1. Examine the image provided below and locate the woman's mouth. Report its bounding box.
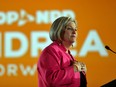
[71,35,76,37]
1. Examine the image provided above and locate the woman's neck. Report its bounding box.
[62,41,73,51]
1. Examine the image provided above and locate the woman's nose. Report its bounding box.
[72,29,76,34]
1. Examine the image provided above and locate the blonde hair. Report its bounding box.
[49,16,77,42]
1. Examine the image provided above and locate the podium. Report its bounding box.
[101,79,116,87]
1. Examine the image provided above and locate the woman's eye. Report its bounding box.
[67,28,77,31]
[67,28,72,30]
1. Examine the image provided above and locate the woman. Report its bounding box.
[37,16,87,87]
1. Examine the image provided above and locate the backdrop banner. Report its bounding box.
[0,0,116,87]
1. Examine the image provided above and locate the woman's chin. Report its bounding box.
[71,38,76,42]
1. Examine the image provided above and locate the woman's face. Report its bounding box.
[63,22,77,44]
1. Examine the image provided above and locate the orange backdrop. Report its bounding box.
[0,0,116,87]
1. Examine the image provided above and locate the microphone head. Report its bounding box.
[105,45,110,50]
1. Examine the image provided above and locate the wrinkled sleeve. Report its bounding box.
[38,47,80,86]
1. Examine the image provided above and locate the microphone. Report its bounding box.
[105,45,116,54]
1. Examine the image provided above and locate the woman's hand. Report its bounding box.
[73,61,87,73]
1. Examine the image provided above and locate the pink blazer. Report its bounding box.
[37,41,81,87]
